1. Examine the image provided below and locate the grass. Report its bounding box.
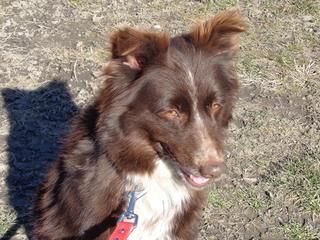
[289,0,320,15]
[283,221,318,240]
[0,15,4,26]
[264,42,303,69]
[236,187,265,213]
[0,208,16,237]
[206,0,319,238]
[268,155,320,214]
[67,0,91,8]
[199,0,239,12]
[261,0,320,16]
[208,188,231,209]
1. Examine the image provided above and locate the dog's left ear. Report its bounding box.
[187,10,246,55]
[110,28,169,70]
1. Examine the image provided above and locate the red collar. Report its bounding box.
[109,191,145,240]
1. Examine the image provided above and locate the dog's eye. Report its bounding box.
[162,109,180,120]
[210,102,222,114]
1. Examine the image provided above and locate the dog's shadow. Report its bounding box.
[1,80,79,240]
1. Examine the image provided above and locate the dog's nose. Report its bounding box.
[199,161,226,178]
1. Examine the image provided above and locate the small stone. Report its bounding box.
[243,177,259,185]
[302,15,313,22]
[153,24,161,29]
[92,15,103,23]
[76,41,83,49]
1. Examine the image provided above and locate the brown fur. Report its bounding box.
[189,10,246,53]
[33,10,246,240]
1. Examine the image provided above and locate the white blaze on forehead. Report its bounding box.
[181,61,223,164]
[180,60,197,100]
[193,111,221,165]
[186,68,197,100]
[187,69,194,87]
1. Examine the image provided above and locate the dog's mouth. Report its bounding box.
[181,169,211,187]
[159,142,212,188]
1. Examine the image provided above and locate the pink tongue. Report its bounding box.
[189,174,210,185]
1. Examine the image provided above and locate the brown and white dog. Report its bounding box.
[32,10,246,240]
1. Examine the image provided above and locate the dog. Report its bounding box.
[32,10,246,240]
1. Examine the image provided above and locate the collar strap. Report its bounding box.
[109,191,146,240]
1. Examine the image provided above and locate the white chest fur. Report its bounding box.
[125,159,190,240]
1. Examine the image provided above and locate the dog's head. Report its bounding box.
[99,10,246,189]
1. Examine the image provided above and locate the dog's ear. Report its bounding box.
[110,28,169,70]
[187,10,246,54]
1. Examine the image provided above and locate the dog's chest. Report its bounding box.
[125,160,190,240]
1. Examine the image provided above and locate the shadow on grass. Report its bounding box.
[1,80,79,240]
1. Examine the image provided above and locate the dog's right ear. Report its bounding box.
[110,28,169,70]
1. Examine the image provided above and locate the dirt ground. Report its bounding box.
[0,0,319,239]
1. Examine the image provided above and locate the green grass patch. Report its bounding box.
[262,0,319,16]
[268,156,320,214]
[236,187,264,213]
[300,30,320,50]
[208,188,231,209]
[263,42,304,69]
[199,0,239,13]
[289,0,320,15]
[238,52,262,76]
[0,15,5,26]
[205,237,217,240]
[67,0,91,8]
[283,221,318,240]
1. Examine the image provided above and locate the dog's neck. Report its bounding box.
[124,158,191,240]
